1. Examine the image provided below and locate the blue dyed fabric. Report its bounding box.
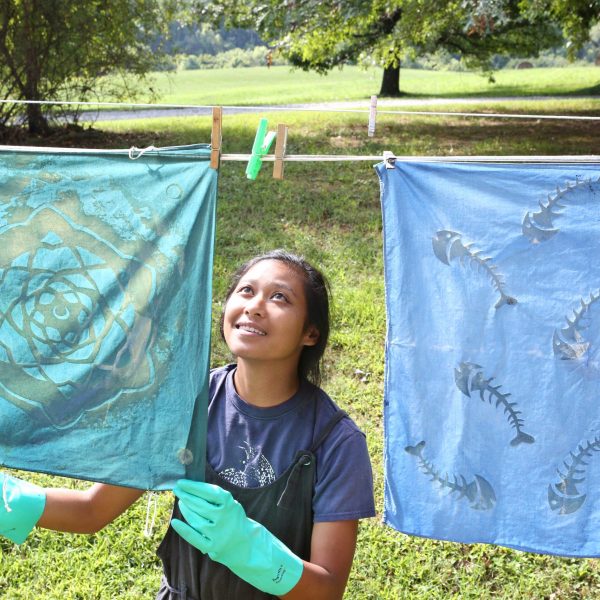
[0,145,217,490]
[377,160,600,556]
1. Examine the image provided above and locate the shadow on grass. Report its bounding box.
[394,87,600,99]
[573,82,600,95]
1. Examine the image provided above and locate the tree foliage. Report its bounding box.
[198,0,563,95]
[0,0,176,134]
[520,0,600,53]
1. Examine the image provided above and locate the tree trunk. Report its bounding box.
[379,63,401,97]
[22,0,50,135]
[26,102,50,135]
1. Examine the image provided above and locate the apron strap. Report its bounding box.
[277,410,348,510]
[310,410,348,453]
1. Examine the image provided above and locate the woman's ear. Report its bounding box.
[303,325,320,347]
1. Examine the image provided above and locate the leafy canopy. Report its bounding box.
[519,0,600,53]
[202,0,561,68]
[197,0,562,94]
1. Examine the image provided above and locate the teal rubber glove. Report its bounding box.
[172,480,303,596]
[0,473,46,544]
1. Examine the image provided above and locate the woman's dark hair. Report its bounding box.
[220,249,330,386]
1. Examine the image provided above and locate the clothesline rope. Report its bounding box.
[0,144,597,163]
[222,154,600,163]
[1,99,599,121]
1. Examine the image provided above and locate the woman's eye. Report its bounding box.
[272,292,289,302]
[238,285,252,294]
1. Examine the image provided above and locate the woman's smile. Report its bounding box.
[234,321,267,336]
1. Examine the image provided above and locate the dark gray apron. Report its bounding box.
[156,410,348,600]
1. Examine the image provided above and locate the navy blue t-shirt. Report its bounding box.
[207,365,375,522]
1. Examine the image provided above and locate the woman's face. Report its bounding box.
[222,259,318,368]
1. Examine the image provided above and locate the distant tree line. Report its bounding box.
[162,23,264,56]
[166,47,286,71]
[154,25,283,71]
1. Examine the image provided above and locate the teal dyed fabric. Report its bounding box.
[378,160,600,556]
[0,145,217,490]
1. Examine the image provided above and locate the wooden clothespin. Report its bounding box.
[210,106,222,170]
[368,95,377,138]
[383,150,397,169]
[272,124,288,180]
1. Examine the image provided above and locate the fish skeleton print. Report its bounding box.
[548,436,600,515]
[553,290,600,370]
[454,362,535,447]
[405,441,496,511]
[432,230,517,309]
[218,442,276,488]
[522,176,600,243]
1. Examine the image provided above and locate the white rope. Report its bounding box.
[1,99,211,109]
[128,145,157,159]
[0,143,597,163]
[0,144,131,154]
[0,144,179,155]
[0,144,597,163]
[1,98,599,121]
[2,473,12,513]
[221,153,600,163]
[376,109,600,121]
[143,491,158,537]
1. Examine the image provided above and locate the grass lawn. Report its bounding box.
[1,101,600,598]
[144,65,600,106]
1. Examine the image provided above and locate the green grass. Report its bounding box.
[2,103,600,598]
[144,65,600,106]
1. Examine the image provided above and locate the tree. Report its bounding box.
[199,0,561,96]
[520,0,600,53]
[0,0,176,134]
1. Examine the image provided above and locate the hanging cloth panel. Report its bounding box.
[0,144,217,491]
[377,160,600,556]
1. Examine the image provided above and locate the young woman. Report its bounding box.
[0,250,375,599]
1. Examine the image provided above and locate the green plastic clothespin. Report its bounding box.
[246,118,277,180]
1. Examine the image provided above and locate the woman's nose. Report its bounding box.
[244,295,264,315]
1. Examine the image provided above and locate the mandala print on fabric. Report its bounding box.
[0,206,156,428]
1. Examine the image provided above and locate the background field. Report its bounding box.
[1,69,600,598]
[132,65,600,106]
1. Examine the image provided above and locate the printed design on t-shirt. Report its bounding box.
[218,441,276,487]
